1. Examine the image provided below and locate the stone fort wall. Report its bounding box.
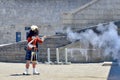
[63,0,120,30]
[0,0,91,44]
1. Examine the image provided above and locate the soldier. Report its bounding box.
[23,25,46,75]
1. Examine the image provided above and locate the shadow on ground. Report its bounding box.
[10,74,31,76]
[107,62,120,80]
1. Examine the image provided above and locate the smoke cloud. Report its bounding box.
[66,22,120,65]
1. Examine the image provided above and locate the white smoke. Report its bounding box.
[66,28,81,42]
[66,22,120,65]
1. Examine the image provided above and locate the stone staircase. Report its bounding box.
[1,20,120,63]
[0,35,71,63]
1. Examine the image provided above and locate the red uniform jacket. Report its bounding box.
[27,36,43,50]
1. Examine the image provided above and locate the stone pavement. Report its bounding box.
[0,62,117,80]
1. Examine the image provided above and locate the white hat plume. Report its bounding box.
[31,25,38,31]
